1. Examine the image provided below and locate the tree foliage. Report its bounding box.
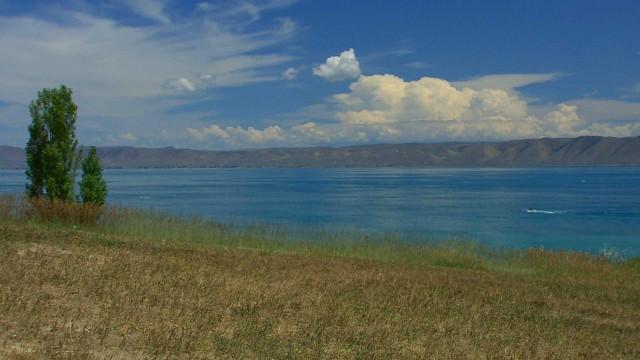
[25,112,47,198]
[80,147,108,205]
[25,85,80,201]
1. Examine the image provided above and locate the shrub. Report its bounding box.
[80,146,108,205]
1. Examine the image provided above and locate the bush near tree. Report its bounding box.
[80,147,108,205]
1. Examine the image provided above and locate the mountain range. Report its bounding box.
[1,136,639,169]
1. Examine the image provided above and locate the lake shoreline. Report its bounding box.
[3,167,639,256]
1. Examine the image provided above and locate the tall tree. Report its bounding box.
[25,85,80,201]
[25,113,47,198]
[79,147,108,205]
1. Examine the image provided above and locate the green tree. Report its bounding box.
[80,147,107,205]
[25,85,80,201]
[25,113,47,198]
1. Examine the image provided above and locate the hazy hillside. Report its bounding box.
[0,145,25,169]
[1,136,640,169]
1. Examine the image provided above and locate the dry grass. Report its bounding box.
[0,195,639,358]
[0,195,106,225]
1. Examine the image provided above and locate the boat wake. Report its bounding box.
[526,209,566,214]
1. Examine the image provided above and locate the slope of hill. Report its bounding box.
[1,209,639,358]
[1,136,639,169]
[0,145,25,169]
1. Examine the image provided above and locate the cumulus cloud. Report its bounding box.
[187,120,386,147]
[579,122,640,137]
[187,124,284,145]
[333,74,529,125]
[184,72,640,148]
[543,104,582,136]
[92,131,140,146]
[565,99,640,122]
[282,67,299,80]
[330,74,630,139]
[313,49,361,81]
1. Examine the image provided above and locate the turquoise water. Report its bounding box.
[1,167,639,256]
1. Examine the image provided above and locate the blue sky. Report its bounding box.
[0,0,639,149]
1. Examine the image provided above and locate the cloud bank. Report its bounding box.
[187,72,640,147]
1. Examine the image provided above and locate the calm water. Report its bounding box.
[1,167,639,256]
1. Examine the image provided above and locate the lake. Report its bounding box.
[1,167,639,256]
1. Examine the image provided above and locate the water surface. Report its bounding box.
[1,167,639,256]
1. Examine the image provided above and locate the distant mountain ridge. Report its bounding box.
[1,136,640,169]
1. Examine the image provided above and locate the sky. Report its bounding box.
[0,0,639,149]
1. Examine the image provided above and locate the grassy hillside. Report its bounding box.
[1,196,639,358]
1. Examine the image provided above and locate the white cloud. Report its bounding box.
[580,122,640,137]
[330,74,631,139]
[453,73,563,91]
[117,0,172,24]
[282,67,299,80]
[0,11,295,102]
[405,61,431,69]
[334,74,529,125]
[567,99,640,122]
[542,104,583,136]
[119,132,138,142]
[164,77,197,92]
[313,49,361,81]
[195,1,299,30]
[92,130,140,146]
[186,125,228,142]
[0,1,297,146]
[183,73,640,148]
[187,124,284,145]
